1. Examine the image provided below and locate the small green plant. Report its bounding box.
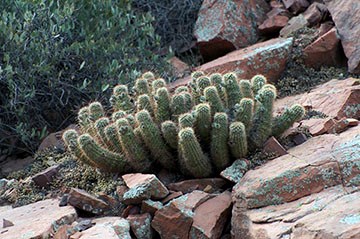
[63,72,305,178]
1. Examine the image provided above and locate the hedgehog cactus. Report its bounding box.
[63,71,305,178]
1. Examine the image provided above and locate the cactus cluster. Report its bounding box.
[63,71,305,178]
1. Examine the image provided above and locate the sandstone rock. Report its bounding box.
[68,188,109,215]
[2,218,14,228]
[127,213,153,239]
[282,0,309,14]
[32,164,60,188]
[151,190,212,238]
[303,2,328,26]
[38,124,78,151]
[122,173,168,205]
[141,199,163,216]
[121,205,141,218]
[324,0,360,73]
[303,28,346,69]
[301,117,336,135]
[169,38,293,89]
[259,15,289,35]
[168,56,190,78]
[247,186,360,238]
[54,224,74,239]
[167,178,227,194]
[194,0,270,60]
[220,159,251,183]
[0,156,34,177]
[0,199,76,239]
[274,78,360,120]
[280,14,308,37]
[77,217,131,239]
[317,21,334,36]
[190,191,232,239]
[233,125,360,209]
[263,136,288,157]
[161,191,183,204]
[266,7,292,19]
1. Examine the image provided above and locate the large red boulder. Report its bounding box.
[194,0,270,60]
[324,0,360,73]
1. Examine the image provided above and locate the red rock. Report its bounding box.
[325,0,360,73]
[232,125,360,209]
[70,232,82,239]
[38,124,78,151]
[194,0,270,60]
[68,188,109,215]
[2,218,14,228]
[303,28,346,69]
[301,117,336,136]
[0,156,34,177]
[151,191,212,239]
[32,165,60,188]
[161,191,183,204]
[274,78,360,120]
[141,199,163,216]
[127,213,153,239]
[317,21,334,36]
[54,224,74,239]
[122,173,169,202]
[328,117,359,134]
[167,178,227,194]
[247,186,360,238]
[78,217,131,239]
[220,159,250,183]
[303,2,328,26]
[270,0,285,9]
[169,38,293,89]
[347,118,359,126]
[263,136,288,157]
[190,191,232,239]
[0,199,76,239]
[266,7,292,19]
[115,185,128,199]
[259,15,289,35]
[168,57,190,78]
[280,14,308,37]
[121,205,141,218]
[282,0,310,14]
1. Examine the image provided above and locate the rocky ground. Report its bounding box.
[1,0,360,238]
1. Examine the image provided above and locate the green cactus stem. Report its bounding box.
[89,102,105,122]
[137,94,154,116]
[234,98,254,132]
[112,110,127,121]
[191,71,205,81]
[194,103,212,145]
[135,110,176,170]
[171,93,192,119]
[94,117,111,146]
[78,106,92,132]
[142,71,155,81]
[197,76,212,94]
[152,78,167,93]
[229,122,248,159]
[154,87,171,123]
[249,88,276,148]
[63,129,97,167]
[126,114,136,128]
[178,127,212,178]
[239,80,253,99]
[178,113,194,129]
[104,123,123,153]
[174,86,189,94]
[110,85,133,112]
[161,121,178,150]
[272,104,305,137]
[251,75,267,95]
[211,113,230,172]
[135,78,150,95]
[210,73,227,107]
[78,133,132,173]
[223,72,242,110]
[204,86,225,115]
[116,118,152,172]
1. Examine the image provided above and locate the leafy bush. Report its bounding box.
[0,0,172,156]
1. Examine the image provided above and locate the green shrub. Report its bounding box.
[0,0,172,155]
[63,71,305,178]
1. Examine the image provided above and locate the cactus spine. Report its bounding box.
[178,127,212,178]
[239,80,253,99]
[234,98,254,132]
[110,85,133,112]
[152,78,166,94]
[229,122,248,159]
[251,75,266,95]
[210,73,227,107]
[135,78,150,95]
[211,113,230,171]
[104,123,123,153]
[137,94,154,116]
[178,113,194,129]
